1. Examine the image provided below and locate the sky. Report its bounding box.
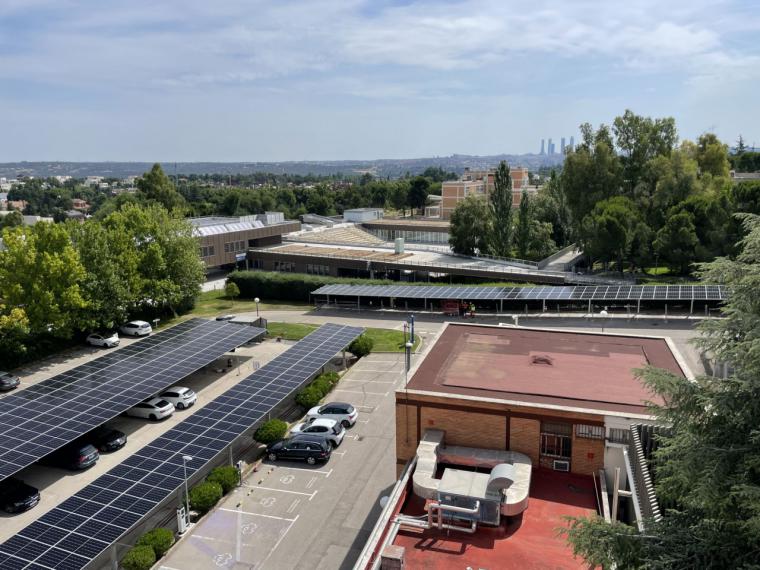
[1,0,759,162]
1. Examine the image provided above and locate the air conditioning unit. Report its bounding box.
[553,460,570,472]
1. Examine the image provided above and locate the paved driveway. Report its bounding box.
[159,352,408,570]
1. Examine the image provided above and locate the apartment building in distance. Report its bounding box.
[441,167,534,219]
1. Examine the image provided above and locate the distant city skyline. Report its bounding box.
[1,1,758,162]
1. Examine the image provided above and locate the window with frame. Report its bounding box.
[607,427,630,445]
[274,261,295,272]
[540,421,572,458]
[576,424,605,440]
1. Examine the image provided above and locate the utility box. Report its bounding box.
[380,545,405,569]
[437,468,501,525]
[394,238,405,254]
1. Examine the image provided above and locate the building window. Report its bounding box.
[608,428,631,445]
[306,263,329,276]
[224,240,246,253]
[540,422,572,459]
[273,261,295,272]
[576,424,605,440]
[199,245,214,258]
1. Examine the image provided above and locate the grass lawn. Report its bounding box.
[191,290,309,318]
[266,322,421,352]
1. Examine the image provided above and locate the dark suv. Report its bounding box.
[266,434,332,465]
[42,441,100,470]
[88,426,127,453]
[0,371,20,392]
[0,478,40,514]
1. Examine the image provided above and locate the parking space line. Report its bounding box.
[286,498,300,513]
[244,485,317,499]
[342,378,398,384]
[270,465,333,477]
[349,368,404,373]
[219,507,296,521]
[332,388,388,396]
[357,418,370,423]
[306,476,318,489]
[259,514,299,569]
[331,450,346,457]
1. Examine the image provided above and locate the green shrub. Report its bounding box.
[121,545,156,570]
[319,371,340,387]
[311,377,332,395]
[253,419,288,444]
[348,334,374,358]
[295,385,323,409]
[207,465,240,494]
[136,527,175,558]
[189,481,223,514]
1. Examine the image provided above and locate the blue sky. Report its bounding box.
[1,0,758,161]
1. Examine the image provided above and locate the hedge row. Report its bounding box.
[295,371,340,409]
[121,528,174,570]
[226,271,397,302]
[254,418,288,444]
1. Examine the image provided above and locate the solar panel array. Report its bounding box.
[312,284,728,302]
[0,323,363,570]
[0,319,265,482]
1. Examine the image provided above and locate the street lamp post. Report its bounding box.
[254,297,260,317]
[404,341,413,444]
[182,455,193,509]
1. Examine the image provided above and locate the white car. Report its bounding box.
[126,398,174,420]
[120,321,153,336]
[290,418,345,447]
[306,402,358,428]
[159,386,197,410]
[86,332,120,348]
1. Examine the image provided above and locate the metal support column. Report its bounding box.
[690,299,694,314]
[637,299,640,314]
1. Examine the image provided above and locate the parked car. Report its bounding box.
[159,386,197,410]
[126,397,174,420]
[306,402,358,428]
[290,418,345,447]
[86,331,120,348]
[0,478,40,514]
[120,320,152,336]
[0,371,21,392]
[42,442,99,470]
[266,434,332,465]
[215,314,236,322]
[88,426,127,452]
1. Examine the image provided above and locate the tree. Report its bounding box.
[224,282,240,305]
[696,133,730,178]
[613,110,677,193]
[533,170,572,248]
[388,182,410,217]
[0,306,30,367]
[488,161,514,257]
[408,176,430,215]
[565,215,760,568]
[0,210,23,230]
[736,134,747,154]
[348,334,373,358]
[0,223,88,337]
[136,163,186,213]
[654,209,699,274]
[449,196,491,256]
[581,197,641,271]
[515,190,532,259]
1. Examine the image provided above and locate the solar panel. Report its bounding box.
[0,319,265,482]
[0,323,363,570]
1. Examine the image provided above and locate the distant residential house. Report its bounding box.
[65,210,87,222]
[85,176,104,186]
[441,167,535,219]
[8,200,28,211]
[71,198,90,211]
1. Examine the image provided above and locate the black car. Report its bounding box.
[88,426,127,453]
[0,371,20,392]
[266,434,332,465]
[42,442,99,470]
[0,478,40,514]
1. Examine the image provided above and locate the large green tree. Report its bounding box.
[515,189,532,259]
[696,133,731,178]
[0,223,88,337]
[136,163,187,213]
[581,197,642,271]
[488,161,514,256]
[449,196,491,256]
[654,209,699,274]
[564,214,760,568]
[408,176,430,215]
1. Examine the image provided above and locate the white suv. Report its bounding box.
[126,398,174,420]
[291,418,345,447]
[306,402,358,428]
[159,387,197,410]
[120,321,152,336]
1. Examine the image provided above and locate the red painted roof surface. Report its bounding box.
[408,324,685,415]
[393,469,598,569]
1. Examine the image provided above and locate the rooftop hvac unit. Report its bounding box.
[553,460,570,472]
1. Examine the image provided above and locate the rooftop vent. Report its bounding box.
[531,354,554,366]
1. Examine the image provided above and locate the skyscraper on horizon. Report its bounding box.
[540,139,545,155]
[569,135,575,150]
[561,137,566,153]
[548,138,554,155]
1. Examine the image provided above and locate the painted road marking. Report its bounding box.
[259,496,276,508]
[342,378,398,384]
[286,498,300,513]
[306,476,317,489]
[258,515,300,569]
[332,388,388,396]
[244,485,317,499]
[272,465,333,477]
[279,474,295,485]
[219,507,296,522]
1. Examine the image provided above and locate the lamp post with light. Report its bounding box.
[182,455,193,509]
[254,297,260,317]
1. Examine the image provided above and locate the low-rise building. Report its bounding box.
[441,167,536,219]
[343,208,384,223]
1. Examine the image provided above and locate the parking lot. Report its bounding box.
[159,352,409,570]
[0,335,289,542]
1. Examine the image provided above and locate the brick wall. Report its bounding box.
[509,417,540,465]
[571,432,605,476]
[396,403,419,464]
[420,407,506,450]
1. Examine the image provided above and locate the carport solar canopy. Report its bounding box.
[311,284,728,302]
[0,323,362,570]
[0,318,265,482]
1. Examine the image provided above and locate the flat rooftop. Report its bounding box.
[392,469,597,570]
[407,324,685,415]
